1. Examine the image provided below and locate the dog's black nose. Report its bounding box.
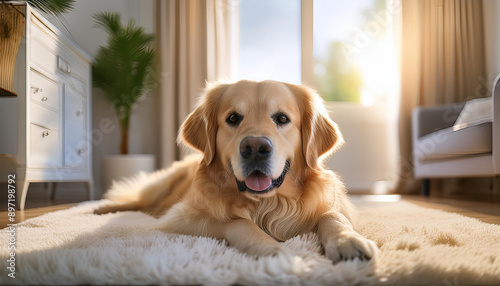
[240,137,273,161]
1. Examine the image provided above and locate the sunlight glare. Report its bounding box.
[362,195,402,202]
[360,87,375,106]
[356,35,398,103]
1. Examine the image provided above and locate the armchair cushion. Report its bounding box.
[415,122,492,161]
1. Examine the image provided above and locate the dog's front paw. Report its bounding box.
[323,231,378,263]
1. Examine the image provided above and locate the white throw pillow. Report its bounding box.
[453,97,493,130]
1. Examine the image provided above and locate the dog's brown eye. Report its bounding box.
[278,115,288,123]
[226,113,242,126]
[273,113,290,126]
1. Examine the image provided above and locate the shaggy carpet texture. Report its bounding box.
[1,198,499,285]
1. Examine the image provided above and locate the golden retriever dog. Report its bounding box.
[95,80,377,262]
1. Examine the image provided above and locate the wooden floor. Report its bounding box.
[0,182,88,228]
[1,184,500,228]
[401,195,500,225]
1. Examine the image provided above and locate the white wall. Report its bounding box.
[325,102,397,192]
[48,0,158,197]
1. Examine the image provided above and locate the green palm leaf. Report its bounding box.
[26,0,75,16]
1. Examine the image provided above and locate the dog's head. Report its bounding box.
[179,80,343,198]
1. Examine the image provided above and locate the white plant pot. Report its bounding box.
[102,154,155,192]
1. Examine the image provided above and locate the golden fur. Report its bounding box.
[95,80,377,261]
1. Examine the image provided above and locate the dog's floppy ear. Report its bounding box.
[178,83,228,165]
[286,83,344,169]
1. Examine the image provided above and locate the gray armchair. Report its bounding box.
[412,75,500,195]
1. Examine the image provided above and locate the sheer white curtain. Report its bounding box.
[155,0,239,167]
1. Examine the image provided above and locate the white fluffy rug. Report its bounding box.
[1,198,500,285]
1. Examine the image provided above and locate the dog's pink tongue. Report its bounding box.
[245,173,272,191]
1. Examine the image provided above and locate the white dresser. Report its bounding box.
[0,4,93,210]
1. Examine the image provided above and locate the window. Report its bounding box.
[239,0,301,83]
[239,0,398,105]
[313,0,397,104]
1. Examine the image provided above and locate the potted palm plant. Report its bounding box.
[0,0,74,96]
[92,12,155,191]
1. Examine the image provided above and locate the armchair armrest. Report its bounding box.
[493,74,500,173]
[412,103,465,141]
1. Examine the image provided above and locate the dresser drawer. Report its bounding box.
[31,18,90,92]
[65,120,88,168]
[30,102,59,130]
[30,70,61,110]
[30,23,58,75]
[65,90,85,124]
[29,124,62,168]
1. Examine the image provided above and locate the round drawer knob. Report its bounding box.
[78,148,85,155]
[42,131,50,137]
[41,97,48,102]
[76,110,81,116]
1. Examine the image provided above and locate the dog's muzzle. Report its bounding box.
[235,136,289,194]
[235,161,290,194]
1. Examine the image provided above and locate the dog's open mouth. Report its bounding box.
[236,161,290,194]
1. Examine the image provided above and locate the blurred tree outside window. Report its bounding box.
[314,0,396,104]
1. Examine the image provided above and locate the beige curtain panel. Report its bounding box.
[155,0,239,168]
[395,0,487,193]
